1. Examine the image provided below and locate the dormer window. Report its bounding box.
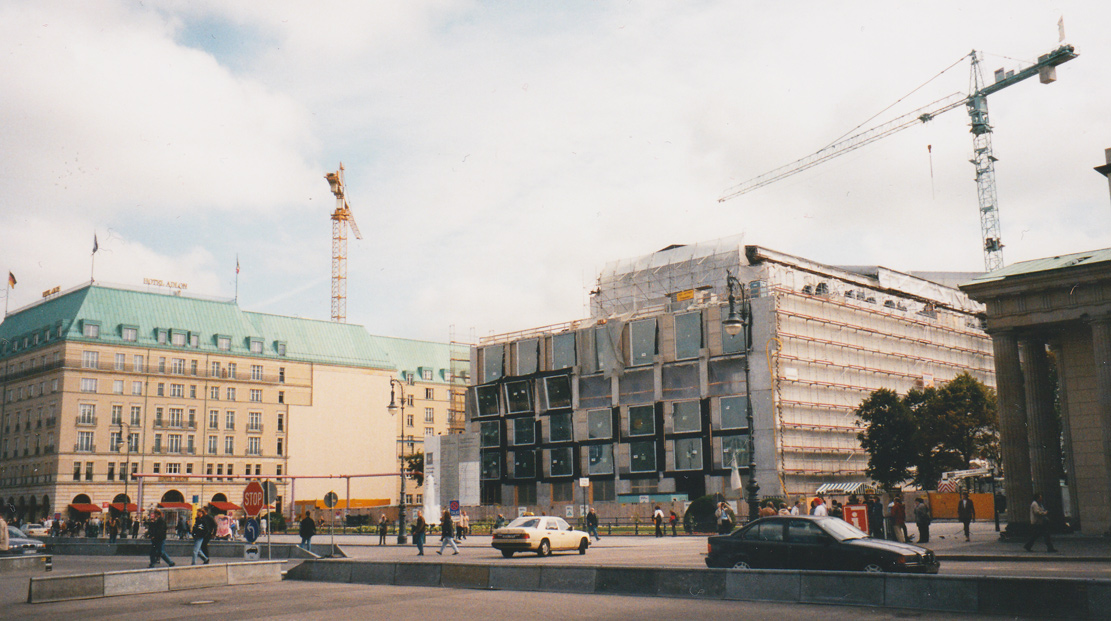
[216,335,231,351]
[83,322,100,339]
[249,339,263,355]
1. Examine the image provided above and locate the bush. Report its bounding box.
[684,495,722,533]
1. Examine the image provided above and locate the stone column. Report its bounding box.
[1020,336,1063,525]
[991,330,1033,528]
[1049,340,1081,531]
[1090,317,1111,534]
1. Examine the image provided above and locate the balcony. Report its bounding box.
[246,424,264,434]
[45,418,56,428]
[74,443,96,453]
[75,416,97,427]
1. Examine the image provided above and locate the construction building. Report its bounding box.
[0,281,460,525]
[466,237,993,515]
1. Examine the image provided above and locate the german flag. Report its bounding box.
[7,272,14,288]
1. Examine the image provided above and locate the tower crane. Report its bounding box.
[719,42,1077,273]
[325,163,363,323]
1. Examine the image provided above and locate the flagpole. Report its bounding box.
[235,254,239,303]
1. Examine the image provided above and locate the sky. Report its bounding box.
[1,1,1109,343]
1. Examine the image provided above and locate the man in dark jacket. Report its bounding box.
[437,509,459,555]
[957,492,976,542]
[299,512,316,551]
[866,496,885,539]
[147,510,175,568]
[200,510,217,560]
[191,508,211,565]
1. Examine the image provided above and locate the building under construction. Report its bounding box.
[467,236,993,511]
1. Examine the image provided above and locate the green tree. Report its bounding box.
[855,388,917,490]
[403,451,424,486]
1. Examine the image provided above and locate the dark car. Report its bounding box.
[704,515,939,574]
[5,526,46,555]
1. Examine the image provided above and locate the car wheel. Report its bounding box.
[501,550,514,558]
[863,562,885,573]
[578,538,588,555]
[537,539,551,557]
[731,559,753,570]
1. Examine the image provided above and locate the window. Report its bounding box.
[552,332,576,370]
[475,385,500,417]
[191,360,198,375]
[169,407,183,427]
[480,421,500,447]
[675,437,702,470]
[224,436,234,454]
[515,338,539,375]
[549,447,574,477]
[210,386,220,400]
[114,353,125,370]
[723,435,748,468]
[78,403,96,424]
[209,410,219,429]
[720,396,748,430]
[422,368,433,381]
[277,414,284,432]
[512,418,535,446]
[481,452,501,479]
[167,462,180,474]
[630,441,656,472]
[248,437,261,455]
[250,339,263,354]
[250,389,262,402]
[153,462,161,474]
[406,414,414,427]
[226,387,236,401]
[628,405,655,436]
[217,336,231,351]
[113,380,124,394]
[80,378,97,393]
[674,311,702,360]
[153,434,162,452]
[77,431,94,452]
[190,385,197,399]
[225,411,235,430]
[107,463,116,480]
[83,323,100,338]
[110,431,122,452]
[172,332,186,346]
[278,391,285,404]
[158,357,166,373]
[211,361,221,377]
[672,400,701,433]
[277,342,287,356]
[251,365,263,381]
[122,327,137,342]
[227,363,237,379]
[157,330,168,344]
[629,318,656,365]
[425,427,435,436]
[157,383,165,396]
[130,406,141,425]
[588,409,612,439]
[168,434,181,453]
[187,435,195,454]
[424,407,434,423]
[482,344,504,382]
[133,355,144,373]
[85,461,94,480]
[248,411,261,431]
[548,412,573,442]
[513,450,536,478]
[207,436,217,455]
[276,438,283,455]
[425,388,434,400]
[170,384,184,398]
[73,462,81,480]
[111,404,122,425]
[587,444,613,475]
[190,334,199,348]
[128,433,139,452]
[278,367,285,383]
[171,358,185,374]
[544,375,572,410]
[722,313,747,354]
[132,381,143,396]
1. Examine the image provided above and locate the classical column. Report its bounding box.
[991,330,1033,529]
[1090,317,1111,534]
[1020,336,1063,525]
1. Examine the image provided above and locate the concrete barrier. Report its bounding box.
[44,540,336,559]
[286,559,1111,617]
[28,561,283,604]
[0,554,51,574]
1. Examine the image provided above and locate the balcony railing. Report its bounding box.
[74,443,96,452]
[247,423,264,433]
[75,416,97,426]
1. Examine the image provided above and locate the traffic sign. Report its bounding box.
[244,518,259,543]
[244,544,260,561]
[243,481,266,517]
[324,491,339,509]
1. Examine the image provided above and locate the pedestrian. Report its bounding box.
[715,502,733,534]
[830,500,844,520]
[200,510,216,560]
[437,509,459,555]
[458,510,470,541]
[131,517,140,539]
[759,501,777,517]
[191,508,211,565]
[892,496,907,543]
[1024,493,1057,553]
[377,514,388,545]
[494,513,506,530]
[653,506,664,538]
[777,502,790,516]
[299,511,316,551]
[586,507,600,541]
[107,515,119,544]
[229,516,238,540]
[957,491,976,542]
[50,519,60,538]
[914,497,932,543]
[413,510,427,555]
[866,495,885,539]
[176,516,189,540]
[0,513,8,553]
[791,499,804,516]
[147,509,175,568]
[669,510,678,537]
[811,497,828,516]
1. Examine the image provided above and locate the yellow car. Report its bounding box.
[491,516,590,558]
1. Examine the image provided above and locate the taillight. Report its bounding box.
[895,555,907,565]
[707,542,712,555]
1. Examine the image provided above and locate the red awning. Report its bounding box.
[108,503,138,512]
[68,503,103,513]
[208,501,241,512]
[157,502,193,510]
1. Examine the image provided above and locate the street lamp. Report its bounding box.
[113,424,134,536]
[387,378,409,544]
[724,270,760,522]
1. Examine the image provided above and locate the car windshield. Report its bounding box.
[818,518,869,541]
[507,517,542,529]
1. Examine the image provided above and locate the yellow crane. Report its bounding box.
[325,163,363,323]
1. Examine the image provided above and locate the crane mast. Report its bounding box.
[720,42,1077,273]
[325,163,363,323]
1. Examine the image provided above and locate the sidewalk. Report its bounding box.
[910,520,1111,562]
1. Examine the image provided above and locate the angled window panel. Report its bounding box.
[504,380,532,414]
[674,437,702,470]
[587,444,613,475]
[544,375,572,410]
[674,311,702,360]
[551,332,576,370]
[627,405,655,437]
[587,409,612,440]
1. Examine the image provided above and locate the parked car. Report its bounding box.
[491,516,590,558]
[704,515,939,574]
[5,526,47,555]
[20,523,49,537]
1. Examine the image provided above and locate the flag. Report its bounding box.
[7,272,15,288]
[92,234,99,254]
[730,460,742,491]
[236,255,240,274]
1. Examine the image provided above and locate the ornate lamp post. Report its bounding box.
[722,270,760,522]
[387,378,408,544]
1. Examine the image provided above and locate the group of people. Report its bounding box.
[651,506,680,537]
[143,508,218,567]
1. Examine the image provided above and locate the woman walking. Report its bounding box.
[437,509,459,555]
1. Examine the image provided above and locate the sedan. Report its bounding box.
[491,516,591,558]
[705,515,939,574]
[20,523,49,537]
[5,526,47,555]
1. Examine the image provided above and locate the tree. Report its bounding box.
[403,451,424,486]
[855,388,917,491]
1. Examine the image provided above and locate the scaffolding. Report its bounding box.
[448,325,474,434]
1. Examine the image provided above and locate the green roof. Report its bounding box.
[368,335,459,383]
[966,248,1111,286]
[0,283,407,369]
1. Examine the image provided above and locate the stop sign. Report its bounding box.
[242,481,266,517]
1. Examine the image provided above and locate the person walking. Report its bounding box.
[586,507,600,541]
[892,496,907,542]
[458,511,470,541]
[147,509,175,568]
[298,511,316,551]
[494,514,506,530]
[413,510,427,555]
[669,510,679,537]
[653,506,664,538]
[1024,493,1057,553]
[759,501,777,518]
[913,497,932,544]
[107,515,119,544]
[191,508,211,565]
[791,499,804,516]
[957,491,976,542]
[811,498,828,516]
[437,509,459,555]
[377,514,388,545]
[200,510,216,561]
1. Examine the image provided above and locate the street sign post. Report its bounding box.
[324,491,339,557]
